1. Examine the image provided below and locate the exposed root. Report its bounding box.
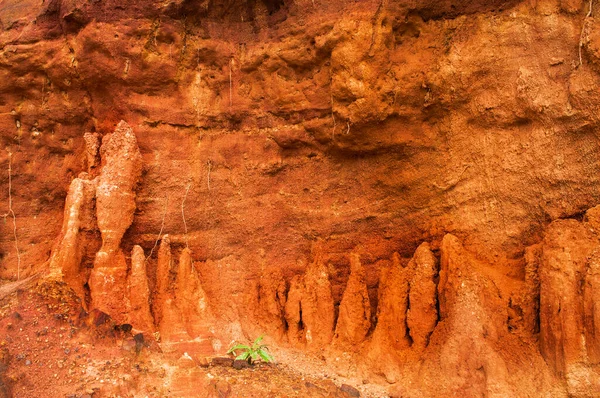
[330,77,336,139]
[207,160,212,191]
[0,274,39,300]
[229,58,234,107]
[147,195,169,261]
[182,183,191,248]
[578,0,594,68]
[1,153,21,281]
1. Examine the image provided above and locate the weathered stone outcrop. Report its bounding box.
[284,275,305,346]
[154,235,173,328]
[88,249,131,324]
[284,245,335,348]
[407,242,438,351]
[584,250,600,365]
[583,206,600,367]
[368,243,438,382]
[537,215,600,394]
[251,267,287,341]
[88,121,142,323]
[94,121,142,251]
[47,122,215,342]
[366,252,411,383]
[370,242,437,360]
[334,252,371,346]
[431,234,515,396]
[175,247,212,337]
[153,235,188,343]
[299,247,336,347]
[370,253,410,353]
[128,245,154,333]
[396,234,562,398]
[48,176,97,303]
[539,219,595,374]
[522,244,542,338]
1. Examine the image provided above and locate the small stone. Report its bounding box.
[232,359,251,370]
[25,360,31,366]
[133,333,145,352]
[211,357,234,367]
[197,357,210,368]
[321,380,338,393]
[64,348,71,355]
[121,338,136,352]
[340,384,360,397]
[209,380,231,396]
[305,381,325,394]
[177,353,196,369]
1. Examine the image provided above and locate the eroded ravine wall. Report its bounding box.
[3,0,600,395]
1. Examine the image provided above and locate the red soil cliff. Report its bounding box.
[2,0,600,396]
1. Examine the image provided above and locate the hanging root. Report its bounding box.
[579,0,594,67]
[147,195,169,261]
[229,58,233,108]
[330,77,336,139]
[181,183,191,248]
[207,160,212,191]
[2,153,21,280]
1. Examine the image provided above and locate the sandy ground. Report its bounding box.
[0,278,390,398]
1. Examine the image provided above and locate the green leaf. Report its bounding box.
[227,344,250,354]
[258,349,274,363]
[228,336,273,365]
[252,335,264,349]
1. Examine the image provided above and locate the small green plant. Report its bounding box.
[227,335,274,365]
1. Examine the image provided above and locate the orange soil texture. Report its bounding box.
[2,0,600,396]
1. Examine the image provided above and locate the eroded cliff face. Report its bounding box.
[2,0,600,396]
